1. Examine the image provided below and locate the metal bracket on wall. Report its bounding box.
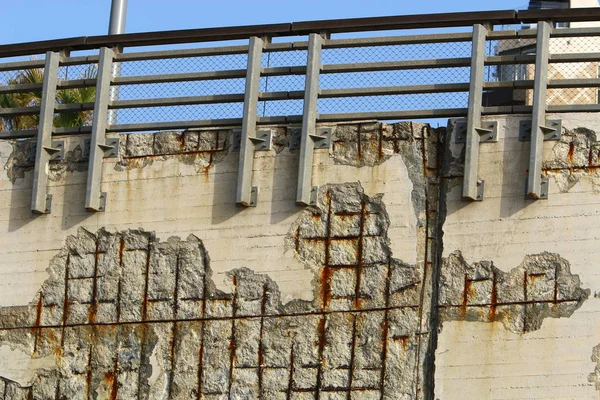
[519,119,562,142]
[85,47,116,212]
[236,37,266,207]
[289,128,302,151]
[311,127,332,149]
[290,127,332,151]
[297,33,325,206]
[83,138,120,159]
[31,140,65,162]
[31,52,60,214]
[231,129,272,152]
[454,121,498,143]
[291,126,332,152]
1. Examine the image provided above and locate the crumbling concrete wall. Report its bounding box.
[2,114,600,399]
[0,121,443,399]
[436,114,600,399]
[0,183,424,399]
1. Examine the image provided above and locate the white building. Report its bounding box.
[494,0,600,106]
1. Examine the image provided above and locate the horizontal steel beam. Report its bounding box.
[87,23,292,49]
[322,32,473,49]
[550,53,600,63]
[107,119,245,132]
[518,7,600,23]
[56,102,95,112]
[550,27,600,38]
[547,78,600,89]
[116,45,250,62]
[0,129,39,139]
[0,106,40,117]
[112,94,245,108]
[0,126,92,140]
[0,83,43,94]
[322,58,472,73]
[548,104,600,113]
[320,83,471,97]
[0,37,87,59]
[57,79,98,90]
[61,55,100,66]
[2,8,600,59]
[0,102,96,117]
[486,55,536,65]
[0,59,46,72]
[292,10,518,34]
[317,108,469,122]
[113,70,247,85]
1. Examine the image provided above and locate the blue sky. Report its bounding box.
[1,0,529,45]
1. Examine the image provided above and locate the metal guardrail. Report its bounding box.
[1,8,600,212]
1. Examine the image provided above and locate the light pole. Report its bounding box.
[109,0,127,35]
[108,0,127,125]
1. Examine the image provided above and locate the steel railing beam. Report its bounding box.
[297,33,325,206]
[85,47,118,211]
[527,21,552,200]
[31,52,61,214]
[463,24,496,201]
[236,37,266,207]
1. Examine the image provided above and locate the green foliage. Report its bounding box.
[0,63,97,132]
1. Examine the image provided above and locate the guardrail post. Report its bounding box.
[236,36,267,206]
[462,24,497,201]
[85,47,119,211]
[297,33,327,206]
[31,52,61,214]
[527,20,552,200]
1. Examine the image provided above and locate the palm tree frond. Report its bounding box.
[0,61,97,131]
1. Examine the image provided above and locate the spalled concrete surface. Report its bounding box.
[439,251,588,333]
[436,114,600,399]
[0,185,426,399]
[2,115,600,399]
[0,122,422,307]
[0,121,442,399]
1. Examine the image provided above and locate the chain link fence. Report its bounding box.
[0,62,45,132]
[111,51,249,124]
[484,37,536,106]
[4,25,600,134]
[547,35,600,106]
[259,49,306,117]
[318,41,473,114]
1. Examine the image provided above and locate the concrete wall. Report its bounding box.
[0,121,441,399]
[1,114,599,399]
[436,113,600,399]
